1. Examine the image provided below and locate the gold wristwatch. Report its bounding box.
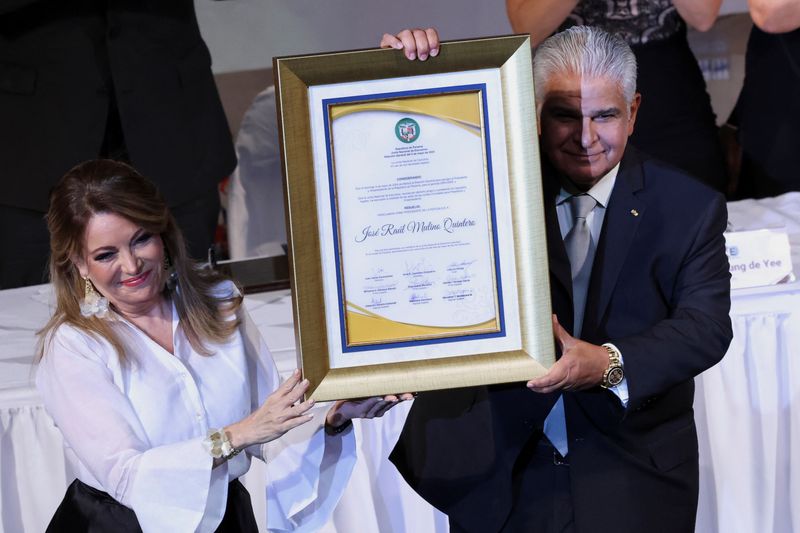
[601,343,624,388]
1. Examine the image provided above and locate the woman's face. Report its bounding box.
[74,212,166,314]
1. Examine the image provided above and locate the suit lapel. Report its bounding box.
[582,149,646,337]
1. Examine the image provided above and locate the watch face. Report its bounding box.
[607,367,624,386]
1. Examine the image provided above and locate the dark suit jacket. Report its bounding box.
[391,147,733,533]
[0,0,235,211]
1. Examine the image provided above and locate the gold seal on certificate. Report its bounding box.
[275,35,554,400]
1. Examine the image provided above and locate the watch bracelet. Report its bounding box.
[601,343,623,388]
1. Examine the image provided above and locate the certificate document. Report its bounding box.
[331,90,500,345]
[309,71,521,368]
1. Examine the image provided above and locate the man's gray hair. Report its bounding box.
[533,26,637,105]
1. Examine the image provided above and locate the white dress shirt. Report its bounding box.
[36,281,355,532]
[555,165,629,406]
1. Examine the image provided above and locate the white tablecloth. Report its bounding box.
[2,193,799,533]
[695,192,800,533]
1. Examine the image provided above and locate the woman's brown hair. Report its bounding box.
[37,159,241,360]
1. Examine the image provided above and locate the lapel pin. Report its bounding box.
[630,209,639,217]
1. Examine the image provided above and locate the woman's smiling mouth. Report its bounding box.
[121,270,151,287]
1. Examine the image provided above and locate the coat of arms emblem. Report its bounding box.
[395,118,420,143]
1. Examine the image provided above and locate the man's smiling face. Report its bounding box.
[539,72,640,191]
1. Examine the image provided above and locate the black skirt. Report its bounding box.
[46,478,259,532]
[629,28,727,193]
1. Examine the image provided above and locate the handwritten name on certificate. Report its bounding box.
[328,91,502,347]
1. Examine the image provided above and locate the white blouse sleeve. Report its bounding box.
[238,306,357,532]
[35,326,219,533]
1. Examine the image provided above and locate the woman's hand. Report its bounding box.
[225,370,315,450]
[380,28,440,61]
[325,393,415,432]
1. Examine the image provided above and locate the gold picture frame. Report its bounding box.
[274,35,553,401]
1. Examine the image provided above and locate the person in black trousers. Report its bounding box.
[506,0,729,193]
[726,0,800,198]
[0,0,236,288]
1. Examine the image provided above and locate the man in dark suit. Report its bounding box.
[385,26,732,532]
[0,0,235,288]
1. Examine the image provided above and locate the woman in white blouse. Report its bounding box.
[36,159,408,532]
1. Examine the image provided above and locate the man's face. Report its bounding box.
[539,72,640,191]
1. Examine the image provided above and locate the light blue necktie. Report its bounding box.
[544,194,597,456]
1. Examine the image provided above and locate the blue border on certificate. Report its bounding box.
[322,84,506,353]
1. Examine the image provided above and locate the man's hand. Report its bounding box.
[527,315,608,393]
[380,28,440,61]
[325,393,415,431]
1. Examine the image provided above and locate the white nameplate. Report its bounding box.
[724,229,794,290]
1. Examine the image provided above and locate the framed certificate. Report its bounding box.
[274,35,554,400]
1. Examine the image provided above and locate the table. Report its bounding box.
[2,193,799,533]
[694,192,800,533]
